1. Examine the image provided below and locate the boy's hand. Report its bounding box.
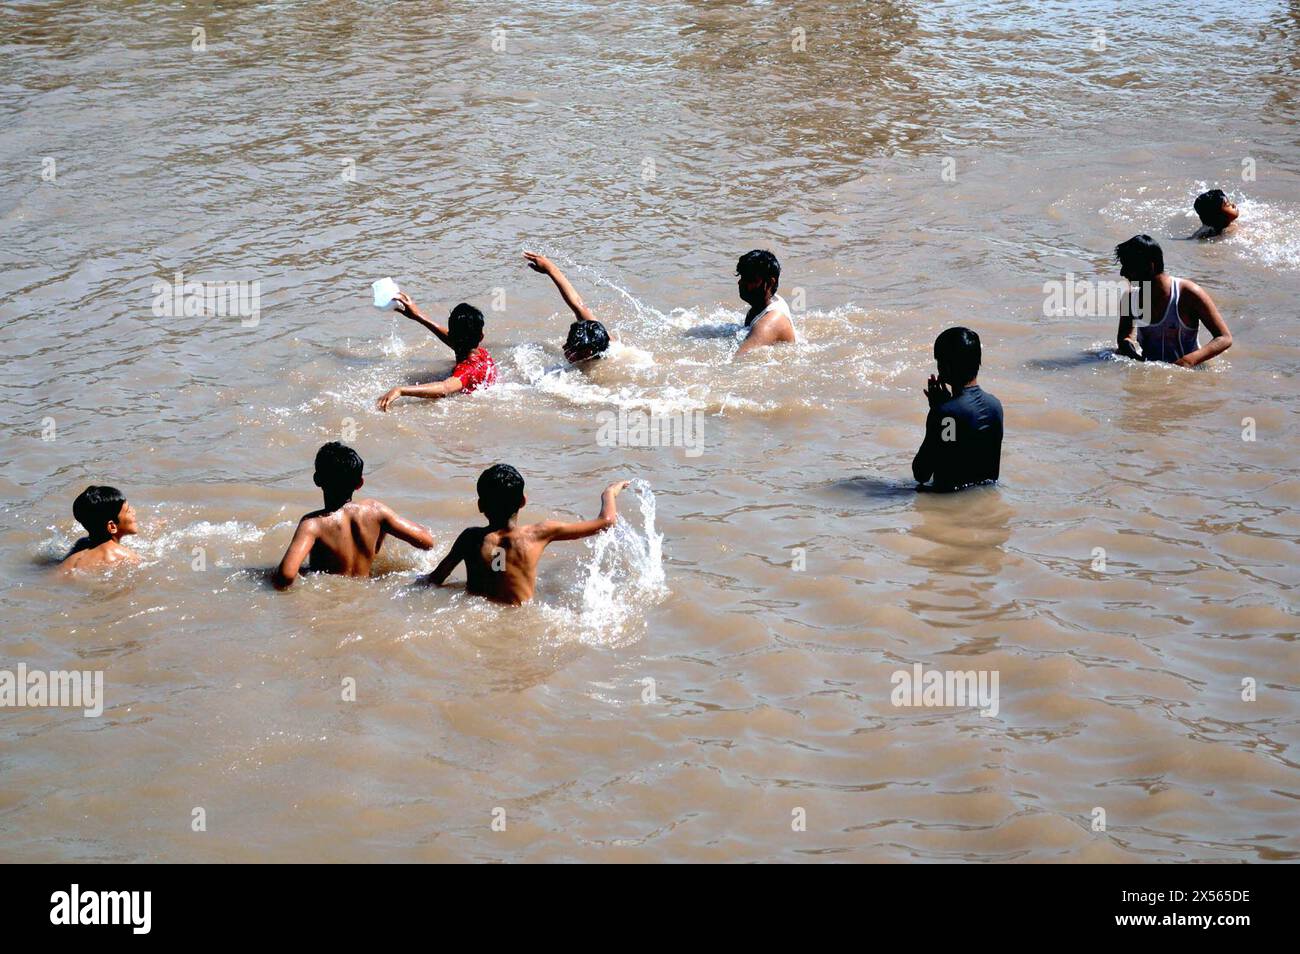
[377,387,403,412]
[925,375,952,408]
[604,480,630,496]
[523,251,553,273]
[392,291,423,320]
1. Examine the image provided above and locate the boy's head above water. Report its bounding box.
[564,318,610,363]
[1115,233,1165,282]
[736,249,780,308]
[314,441,364,501]
[477,463,526,526]
[73,484,137,543]
[448,303,485,357]
[934,326,981,387]
[1194,188,1239,232]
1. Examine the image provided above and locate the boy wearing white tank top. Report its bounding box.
[734,249,797,357]
[1114,234,1232,367]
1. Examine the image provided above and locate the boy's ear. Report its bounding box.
[105,519,118,536]
[520,494,527,511]
[313,471,323,488]
[356,476,365,490]
[477,497,486,516]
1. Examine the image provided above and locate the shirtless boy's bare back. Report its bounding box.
[274,443,433,589]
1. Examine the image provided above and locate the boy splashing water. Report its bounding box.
[378,294,497,410]
[274,442,434,588]
[523,252,612,364]
[60,485,141,572]
[427,464,628,605]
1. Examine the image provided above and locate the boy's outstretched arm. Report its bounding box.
[523,252,597,324]
[274,518,318,589]
[378,377,464,411]
[428,529,470,586]
[380,505,435,550]
[392,292,456,351]
[537,480,628,543]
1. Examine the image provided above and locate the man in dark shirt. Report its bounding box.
[912,327,1003,491]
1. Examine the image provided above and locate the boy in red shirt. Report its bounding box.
[377,292,498,410]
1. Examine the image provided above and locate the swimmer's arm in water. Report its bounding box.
[377,376,464,411]
[523,252,597,324]
[1173,281,1232,367]
[428,528,472,586]
[534,480,628,545]
[273,517,319,589]
[1115,294,1142,360]
[391,292,456,352]
[379,504,435,551]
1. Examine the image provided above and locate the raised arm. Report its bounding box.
[392,292,456,351]
[427,529,470,586]
[380,505,435,550]
[537,480,628,544]
[524,252,596,324]
[273,518,318,590]
[1177,282,1232,367]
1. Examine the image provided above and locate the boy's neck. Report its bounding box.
[486,513,518,532]
[321,492,354,512]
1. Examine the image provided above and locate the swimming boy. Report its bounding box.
[273,442,434,588]
[523,252,612,363]
[1114,234,1232,365]
[60,485,141,571]
[734,249,796,356]
[427,463,628,605]
[377,293,497,410]
[1190,188,1239,239]
[912,327,1003,492]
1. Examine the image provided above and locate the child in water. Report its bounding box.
[378,293,497,410]
[1190,188,1240,239]
[912,327,1003,492]
[274,442,434,588]
[60,485,141,572]
[1114,234,1232,365]
[523,252,612,363]
[427,464,628,604]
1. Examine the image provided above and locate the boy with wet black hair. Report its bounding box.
[912,327,1003,491]
[378,294,498,410]
[522,252,611,363]
[60,485,141,571]
[734,249,796,356]
[1113,234,1232,365]
[427,463,628,605]
[1191,188,1239,239]
[274,441,434,588]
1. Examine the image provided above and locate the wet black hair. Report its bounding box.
[448,303,485,356]
[314,441,364,494]
[477,463,525,523]
[1114,234,1164,276]
[736,249,780,287]
[1193,188,1230,227]
[72,485,125,542]
[934,326,981,385]
[565,319,610,359]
